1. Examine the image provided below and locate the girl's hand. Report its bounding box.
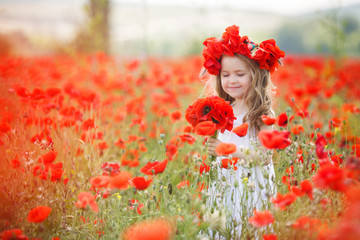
[206,137,222,157]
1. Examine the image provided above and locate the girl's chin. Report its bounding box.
[226,92,244,99]
[226,89,243,95]
[230,94,245,99]
[227,87,241,91]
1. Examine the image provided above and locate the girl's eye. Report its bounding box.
[221,74,229,77]
[237,74,245,77]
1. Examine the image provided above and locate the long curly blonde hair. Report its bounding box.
[213,54,276,133]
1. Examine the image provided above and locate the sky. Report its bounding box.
[2,0,360,15]
[114,0,360,15]
[0,0,359,47]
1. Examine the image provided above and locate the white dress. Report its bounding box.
[207,112,276,238]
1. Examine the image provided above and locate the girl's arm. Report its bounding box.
[233,123,274,165]
[207,124,274,166]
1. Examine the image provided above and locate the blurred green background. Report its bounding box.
[0,0,360,57]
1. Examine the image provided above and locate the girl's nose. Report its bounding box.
[229,75,238,83]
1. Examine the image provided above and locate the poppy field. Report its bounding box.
[0,53,360,240]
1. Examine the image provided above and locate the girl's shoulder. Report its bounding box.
[253,108,276,136]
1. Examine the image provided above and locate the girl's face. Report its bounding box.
[220,55,252,101]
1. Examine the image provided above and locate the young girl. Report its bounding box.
[202,25,285,239]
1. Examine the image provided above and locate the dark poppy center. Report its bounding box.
[212,117,219,124]
[203,106,211,115]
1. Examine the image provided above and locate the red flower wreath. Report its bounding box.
[202,25,285,75]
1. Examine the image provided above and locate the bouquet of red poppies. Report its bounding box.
[185,96,236,136]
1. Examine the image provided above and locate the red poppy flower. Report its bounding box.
[170,110,182,121]
[312,164,347,192]
[215,143,237,155]
[253,39,285,73]
[277,112,288,127]
[115,137,126,149]
[90,175,111,189]
[0,122,11,135]
[313,122,323,130]
[11,157,21,169]
[261,115,276,125]
[130,177,153,190]
[122,149,140,167]
[38,151,57,164]
[30,88,46,100]
[166,143,178,161]
[194,121,216,136]
[122,158,140,168]
[140,159,168,175]
[183,125,193,133]
[129,199,144,215]
[263,234,277,240]
[286,166,294,174]
[201,25,284,75]
[292,216,321,230]
[296,109,309,118]
[46,87,61,98]
[271,192,297,210]
[330,155,343,167]
[179,134,196,145]
[81,118,95,130]
[291,125,304,135]
[202,38,224,75]
[97,141,108,150]
[282,175,290,189]
[203,37,224,59]
[300,180,313,200]
[316,134,329,164]
[185,96,235,133]
[122,218,175,240]
[258,130,291,149]
[126,59,140,71]
[232,123,248,137]
[0,229,28,240]
[289,115,295,123]
[329,117,342,129]
[14,86,30,97]
[221,25,242,53]
[291,186,304,197]
[128,135,138,142]
[221,158,239,170]
[109,171,132,190]
[27,206,52,223]
[50,163,63,182]
[248,209,274,227]
[251,48,269,70]
[203,58,221,75]
[63,178,69,185]
[101,162,121,176]
[75,192,98,213]
[199,160,210,175]
[177,180,190,189]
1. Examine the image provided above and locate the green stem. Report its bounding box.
[208,130,219,182]
[209,130,219,162]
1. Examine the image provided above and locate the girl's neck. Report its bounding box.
[232,99,249,116]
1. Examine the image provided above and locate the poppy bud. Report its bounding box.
[168,183,173,195]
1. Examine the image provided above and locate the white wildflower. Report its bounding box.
[247,181,255,191]
[203,208,226,232]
